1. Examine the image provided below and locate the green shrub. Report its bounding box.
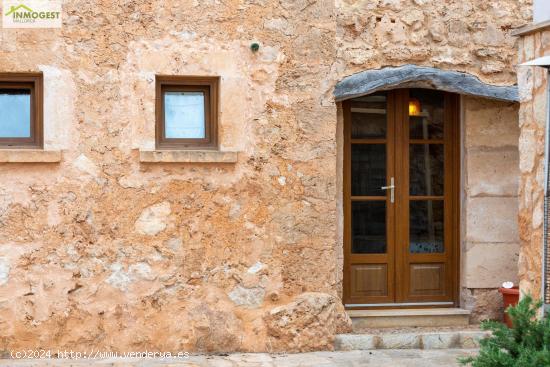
[460,295,550,366]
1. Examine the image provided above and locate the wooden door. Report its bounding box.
[343,88,459,307]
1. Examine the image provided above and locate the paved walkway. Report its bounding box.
[0,350,476,366]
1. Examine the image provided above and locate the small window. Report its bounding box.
[0,73,43,149]
[156,76,219,150]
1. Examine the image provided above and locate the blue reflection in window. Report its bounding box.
[0,90,31,138]
[164,91,205,139]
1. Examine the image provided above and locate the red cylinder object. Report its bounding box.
[499,287,519,328]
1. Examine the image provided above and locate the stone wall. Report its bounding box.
[517,26,550,300]
[333,0,529,320]
[0,0,351,353]
[461,96,520,321]
[334,0,531,86]
[0,0,532,353]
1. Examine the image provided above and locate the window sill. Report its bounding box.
[0,149,62,163]
[139,150,239,163]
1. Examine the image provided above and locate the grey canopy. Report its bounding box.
[334,64,518,103]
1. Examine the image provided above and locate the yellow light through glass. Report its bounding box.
[409,98,421,116]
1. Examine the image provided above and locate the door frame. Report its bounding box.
[342,89,461,309]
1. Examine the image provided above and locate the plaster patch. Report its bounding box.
[73,154,100,177]
[105,263,131,291]
[135,202,171,235]
[228,285,265,308]
[39,65,76,150]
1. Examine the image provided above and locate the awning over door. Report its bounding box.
[334,64,519,103]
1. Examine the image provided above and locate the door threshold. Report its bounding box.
[346,307,471,328]
[345,302,454,308]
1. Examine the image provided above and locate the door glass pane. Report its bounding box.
[410,200,444,253]
[164,91,205,138]
[409,89,444,139]
[410,144,444,196]
[352,144,386,196]
[352,201,386,254]
[351,92,387,138]
[0,89,31,138]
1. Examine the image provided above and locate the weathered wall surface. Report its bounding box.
[0,0,532,353]
[334,0,531,86]
[461,96,520,321]
[517,26,550,300]
[0,0,352,353]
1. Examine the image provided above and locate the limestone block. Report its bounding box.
[518,128,538,174]
[466,148,519,197]
[533,87,548,127]
[379,333,421,349]
[264,292,352,352]
[334,334,378,351]
[188,303,243,352]
[466,197,519,243]
[518,67,533,102]
[421,332,460,349]
[461,288,503,322]
[464,97,519,149]
[463,243,519,288]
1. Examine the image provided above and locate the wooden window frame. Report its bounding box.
[155,75,219,150]
[0,73,43,149]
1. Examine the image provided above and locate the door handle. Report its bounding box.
[381,177,395,203]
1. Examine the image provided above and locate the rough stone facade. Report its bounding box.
[516,25,550,300]
[334,0,527,319]
[0,0,531,353]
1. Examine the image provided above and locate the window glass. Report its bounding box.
[409,200,444,253]
[0,89,31,138]
[164,91,205,139]
[409,144,444,196]
[351,144,386,196]
[352,201,387,254]
[351,92,387,139]
[409,89,444,139]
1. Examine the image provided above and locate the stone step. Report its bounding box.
[335,329,489,351]
[348,308,471,330]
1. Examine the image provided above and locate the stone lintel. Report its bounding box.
[511,19,550,37]
[139,150,239,163]
[0,149,62,163]
[334,64,519,103]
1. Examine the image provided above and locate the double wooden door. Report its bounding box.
[343,88,459,307]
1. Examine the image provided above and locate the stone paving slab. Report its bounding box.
[0,350,477,367]
[335,330,490,350]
